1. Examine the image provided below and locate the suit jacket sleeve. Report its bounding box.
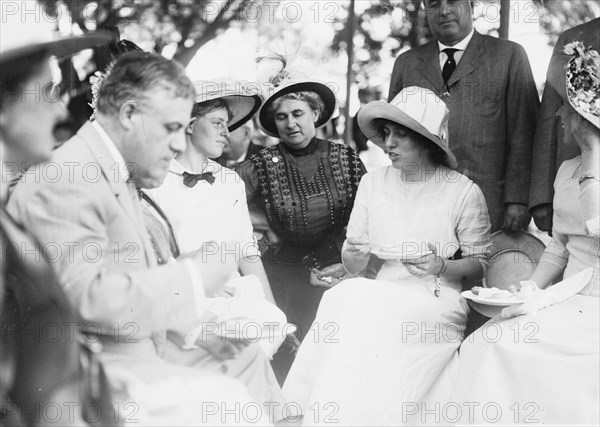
[8,172,199,339]
[388,56,405,102]
[503,43,539,205]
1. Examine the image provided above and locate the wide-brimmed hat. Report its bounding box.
[547,41,600,129]
[357,86,458,169]
[257,79,337,138]
[0,1,111,64]
[484,230,547,291]
[192,81,262,132]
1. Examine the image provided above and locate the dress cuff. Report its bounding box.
[181,258,206,318]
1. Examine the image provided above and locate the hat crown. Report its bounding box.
[193,80,261,105]
[389,87,449,145]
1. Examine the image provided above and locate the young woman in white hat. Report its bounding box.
[236,70,367,384]
[452,42,600,425]
[0,3,112,424]
[283,86,492,425]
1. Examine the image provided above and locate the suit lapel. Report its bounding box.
[447,31,485,87]
[416,42,445,93]
[78,122,156,267]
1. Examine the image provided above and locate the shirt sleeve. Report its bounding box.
[540,231,570,271]
[342,173,370,268]
[454,182,492,271]
[235,178,261,258]
[235,159,260,203]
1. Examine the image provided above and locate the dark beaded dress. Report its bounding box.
[236,137,365,382]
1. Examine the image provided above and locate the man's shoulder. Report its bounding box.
[475,32,525,54]
[394,39,436,62]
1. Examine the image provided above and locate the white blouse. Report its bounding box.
[345,165,491,291]
[147,158,259,259]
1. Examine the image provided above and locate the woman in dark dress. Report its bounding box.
[236,77,366,382]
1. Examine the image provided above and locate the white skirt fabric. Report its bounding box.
[452,295,600,425]
[282,277,468,425]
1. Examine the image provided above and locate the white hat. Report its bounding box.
[357,86,457,169]
[192,80,263,132]
[0,1,111,64]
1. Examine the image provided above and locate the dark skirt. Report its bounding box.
[263,235,342,384]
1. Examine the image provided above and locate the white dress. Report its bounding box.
[451,157,600,425]
[282,166,491,425]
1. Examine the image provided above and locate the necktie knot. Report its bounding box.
[182,171,215,187]
[442,48,459,86]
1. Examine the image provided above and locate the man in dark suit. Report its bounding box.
[529,18,600,234]
[389,0,539,231]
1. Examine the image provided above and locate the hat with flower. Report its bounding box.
[256,53,337,138]
[548,41,600,129]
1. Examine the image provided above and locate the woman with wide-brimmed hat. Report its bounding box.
[147,80,272,294]
[0,4,113,425]
[452,42,600,425]
[236,65,366,383]
[283,86,492,424]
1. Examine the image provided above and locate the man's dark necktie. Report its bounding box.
[442,48,459,86]
[182,171,215,187]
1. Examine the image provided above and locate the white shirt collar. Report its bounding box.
[91,120,130,183]
[437,28,475,53]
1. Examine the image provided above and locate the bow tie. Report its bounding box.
[182,171,215,187]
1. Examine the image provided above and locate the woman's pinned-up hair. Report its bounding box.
[95,51,195,116]
[266,91,325,120]
[191,98,233,120]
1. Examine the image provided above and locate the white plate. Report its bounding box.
[371,249,433,261]
[461,291,528,306]
[213,322,297,341]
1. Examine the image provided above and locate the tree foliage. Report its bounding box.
[55,0,268,66]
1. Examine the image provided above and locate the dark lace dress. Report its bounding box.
[236,137,365,358]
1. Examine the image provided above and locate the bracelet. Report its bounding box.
[578,175,600,185]
[435,257,448,276]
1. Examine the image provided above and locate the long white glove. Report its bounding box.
[501,268,593,319]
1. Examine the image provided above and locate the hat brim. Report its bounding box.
[222,94,262,132]
[0,32,113,64]
[258,81,337,138]
[357,101,458,169]
[547,52,600,130]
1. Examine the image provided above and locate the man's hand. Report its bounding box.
[530,204,553,235]
[503,204,531,231]
[196,331,251,361]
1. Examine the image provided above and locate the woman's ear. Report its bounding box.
[312,109,320,123]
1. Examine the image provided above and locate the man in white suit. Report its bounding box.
[9,51,283,424]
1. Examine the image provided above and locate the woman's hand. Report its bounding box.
[403,243,444,278]
[310,263,351,288]
[344,237,371,257]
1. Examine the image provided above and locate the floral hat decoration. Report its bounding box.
[549,41,600,129]
[256,53,337,138]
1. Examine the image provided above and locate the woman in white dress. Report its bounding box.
[282,87,491,425]
[451,42,599,426]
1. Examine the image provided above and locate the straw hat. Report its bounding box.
[484,230,546,291]
[357,86,458,169]
[192,81,262,132]
[547,41,600,129]
[257,77,337,138]
[0,1,111,64]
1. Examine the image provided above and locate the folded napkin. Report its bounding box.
[183,275,289,358]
